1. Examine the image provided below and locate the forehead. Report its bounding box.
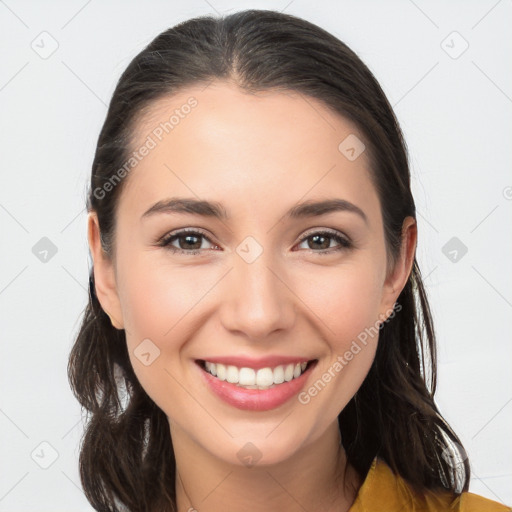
[120,81,379,222]
[134,80,366,155]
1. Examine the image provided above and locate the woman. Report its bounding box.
[68,9,511,512]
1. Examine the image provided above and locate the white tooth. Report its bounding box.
[273,365,285,384]
[216,363,226,381]
[205,361,216,375]
[239,367,256,386]
[256,367,274,387]
[226,365,239,383]
[284,364,294,381]
[212,361,308,384]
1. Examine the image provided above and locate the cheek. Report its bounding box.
[295,258,385,347]
[116,250,215,341]
[114,251,225,407]
[292,259,384,417]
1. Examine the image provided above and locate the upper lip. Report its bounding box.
[197,355,316,370]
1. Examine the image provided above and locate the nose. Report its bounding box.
[218,249,296,342]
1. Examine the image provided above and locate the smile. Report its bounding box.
[195,358,318,411]
[201,360,310,389]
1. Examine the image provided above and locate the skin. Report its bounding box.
[88,81,417,512]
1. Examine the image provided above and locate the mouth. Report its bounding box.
[196,359,316,389]
[194,358,318,411]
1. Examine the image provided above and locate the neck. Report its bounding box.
[172,421,362,512]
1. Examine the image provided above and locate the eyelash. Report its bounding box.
[157,228,353,256]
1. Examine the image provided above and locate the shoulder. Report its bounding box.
[453,491,512,512]
[420,488,511,511]
[349,457,511,512]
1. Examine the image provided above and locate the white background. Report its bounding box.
[0,0,511,510]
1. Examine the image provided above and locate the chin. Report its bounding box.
[207,425,314,469]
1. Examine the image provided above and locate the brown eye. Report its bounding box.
[175,233,202,250]
[296,230,352,254]
[159,229,216,255]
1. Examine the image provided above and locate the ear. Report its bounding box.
[87,212,124,330]
[378,216,417,320]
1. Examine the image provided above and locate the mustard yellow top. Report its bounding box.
[348,457,511,511]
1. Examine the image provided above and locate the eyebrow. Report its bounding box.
[141,197,368,224]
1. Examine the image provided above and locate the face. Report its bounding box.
[89,81,415,467]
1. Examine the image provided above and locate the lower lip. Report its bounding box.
[196,360,317,411]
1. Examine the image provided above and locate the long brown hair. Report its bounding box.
[68,9,470,511]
